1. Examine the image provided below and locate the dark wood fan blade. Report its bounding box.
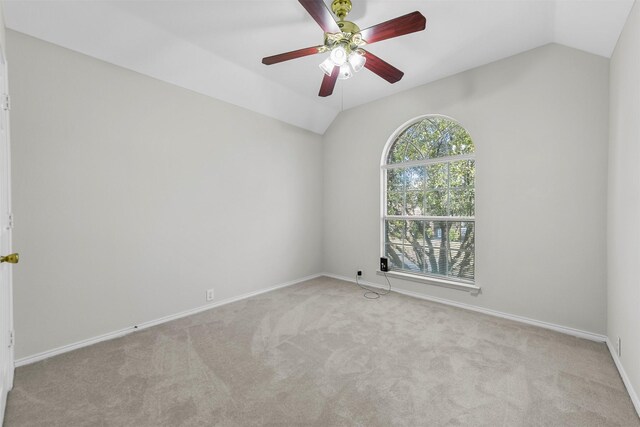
[262,46,323,65]
[359,11,426,44]
[319,66,339,97]
[299,0,340,33]
[363,50,404,83]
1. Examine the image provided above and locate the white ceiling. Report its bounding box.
[4,0,634,134]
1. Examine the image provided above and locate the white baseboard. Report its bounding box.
[323,273,607,343]
[606,338,640,417]
[15,273,323,367]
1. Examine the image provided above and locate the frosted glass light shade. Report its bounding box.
[338,63,353,80]
[348,51,366,72]
[330,45,348,66]
[319,57,335,76]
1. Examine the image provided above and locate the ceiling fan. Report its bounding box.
[262,0,426,97]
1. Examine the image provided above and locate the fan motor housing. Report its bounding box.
[323,26,365,54]
[337,20,360,34]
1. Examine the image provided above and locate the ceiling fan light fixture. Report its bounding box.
[319,57,335,76]
[348,50,366,72]
[261,0,426,97]
[338,63,354,80]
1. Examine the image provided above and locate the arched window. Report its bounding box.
[381,115,475,283]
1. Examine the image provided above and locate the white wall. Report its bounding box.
[323,44,609,335]
[0,3,5,55]
[608,0,640,410]
[7,30,324,359]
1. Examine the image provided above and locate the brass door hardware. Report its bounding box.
[0,253,18,264]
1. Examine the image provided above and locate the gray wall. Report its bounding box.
[0,4,5,56]
[323,44,609,335]
[7,30,324,359]
[608,0,640,407]
[7,31,614,361]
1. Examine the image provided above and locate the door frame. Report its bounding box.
[0,42,14,424]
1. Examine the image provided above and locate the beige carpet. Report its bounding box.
[4,276,639,426]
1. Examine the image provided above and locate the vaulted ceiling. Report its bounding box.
[4,0,634,134]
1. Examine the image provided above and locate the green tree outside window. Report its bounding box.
[382,116,475,282]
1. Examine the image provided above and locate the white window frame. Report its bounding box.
[379,114,480,293]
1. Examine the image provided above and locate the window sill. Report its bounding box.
[376,270,481,294]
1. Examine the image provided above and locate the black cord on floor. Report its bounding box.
[355,272,391,299]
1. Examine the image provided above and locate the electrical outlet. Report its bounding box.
[617,337,621,357]
[206,289,214,302]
